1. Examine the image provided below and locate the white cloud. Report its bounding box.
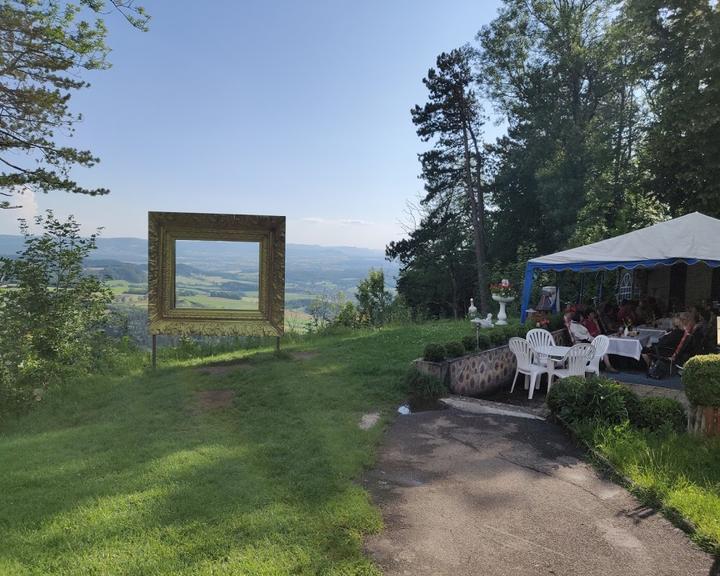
[339,219,369,226]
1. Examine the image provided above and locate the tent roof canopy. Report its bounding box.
[528,212,720,272]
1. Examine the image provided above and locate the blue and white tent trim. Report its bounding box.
[520,212,720,322]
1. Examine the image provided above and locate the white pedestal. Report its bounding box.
[492,295,515,326]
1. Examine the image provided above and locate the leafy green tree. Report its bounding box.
[387,196,477,318]
[479,0,649,254]
[624,0,720,218]
[0,0,148,208]
[355,269,393,327]
[0,210,112,414]
[411,46,492,312]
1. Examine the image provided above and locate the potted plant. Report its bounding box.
[490,279,516,325]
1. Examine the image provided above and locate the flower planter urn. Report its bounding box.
[491,294,515,325]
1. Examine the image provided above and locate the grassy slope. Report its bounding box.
[591,425,720,554]
[0,321,469,575]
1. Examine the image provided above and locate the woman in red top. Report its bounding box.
[583,310,602,337]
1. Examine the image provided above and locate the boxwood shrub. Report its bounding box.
[461,335,477,352]
[423,343,446,363]
[445,341,465,358]
[477,332,491,350]
[633,397,687,433]
[682,354,720,407]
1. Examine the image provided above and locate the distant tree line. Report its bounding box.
[387,0,720,318]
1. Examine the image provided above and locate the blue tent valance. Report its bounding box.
[520,258,720,322]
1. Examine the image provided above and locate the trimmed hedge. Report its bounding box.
[547,375,687,433]
[445,341,465,358]
[682,354,720,407]
[423,343,446,362]
[421,320,562,360]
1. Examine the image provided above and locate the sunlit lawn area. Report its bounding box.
[587,424,720,554]
[0,321,470,575]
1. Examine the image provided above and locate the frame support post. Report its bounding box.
[152,334,157,369]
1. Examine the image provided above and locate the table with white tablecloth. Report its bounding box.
[606,335,650,360]
[636,328,666,345]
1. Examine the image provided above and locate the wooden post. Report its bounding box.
[152,334,157,369]
[276,336,281,352]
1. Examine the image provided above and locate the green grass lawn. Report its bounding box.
[0,321,470,575]
[588,424,720,554]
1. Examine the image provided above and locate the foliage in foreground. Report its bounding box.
[547,376,686,433]
[0,212,119,420]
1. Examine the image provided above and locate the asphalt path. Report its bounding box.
[364,407,717,576]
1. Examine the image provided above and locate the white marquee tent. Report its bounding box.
[520,212,720,322]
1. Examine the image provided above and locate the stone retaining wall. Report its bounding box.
[413,329,568,397]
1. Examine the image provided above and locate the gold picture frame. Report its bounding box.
[148,211,285,336]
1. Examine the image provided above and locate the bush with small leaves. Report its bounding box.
[633,397,687,433]
[477,333,491,350]
[682,354,720,407]
[547,376,632,425]
[489,327,508,346]
[445,341,465,358]
[546,376,587,421]
[462,335,477,352]
[423,343,447,362]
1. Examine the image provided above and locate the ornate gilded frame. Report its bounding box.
[148,211,285,336]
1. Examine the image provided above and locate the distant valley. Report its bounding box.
[0,235,399,327]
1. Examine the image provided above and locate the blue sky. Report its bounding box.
[0,0,504,249]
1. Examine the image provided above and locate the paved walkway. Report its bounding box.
[364,408,717,576]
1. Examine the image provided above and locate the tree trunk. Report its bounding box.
[461,123,490,314]
[465,123,491,314]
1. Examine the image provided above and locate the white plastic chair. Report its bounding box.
[509,337,549,400]
[548,343,595,391]
[526,328,556,366]
[586,335,609,376]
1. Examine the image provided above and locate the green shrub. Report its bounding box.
[547,376,631,425]
[462,335,477,352]
[548,314,565,331]
[404,367,447,399]
[617,385,643,424]
[547,376,588,421]
[477,333,491,350]
[633,397,687,433]
[513,324,529,338]
[583,377,632,424]
[0,212,113,420]
[445,341,465,358]
[489,326,508,346]
[423,343,446,362]
[682,354,720,406]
